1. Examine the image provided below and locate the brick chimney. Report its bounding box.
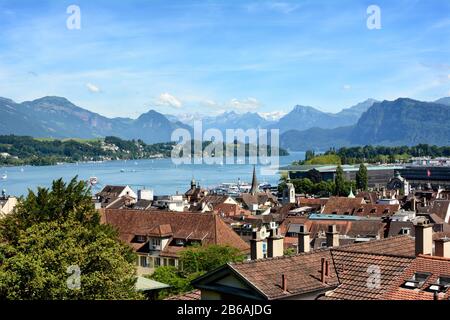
[415,219,432,256]
[326,225,339,248]
[434,237,450,258]
[250,229,264,260]
[267,228,284,258]
[298,225,310,253]
[281,274,288,292]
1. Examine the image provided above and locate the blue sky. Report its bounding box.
[0,0,449,118]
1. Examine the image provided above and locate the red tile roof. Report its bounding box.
[222,235,414,300]
[102,209,250,254]
[322,197,399,217]
[165,290,201,300]
[229,248,338,300]
[324,250,414,300]
[382,255,450,300]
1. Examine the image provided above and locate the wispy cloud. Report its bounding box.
[155,93,182,109]
[86,83,101,93]
[201,97,262,112]
[246,1,302,14]
[343,84,352,91]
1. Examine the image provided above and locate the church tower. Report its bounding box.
[283,173,295,204]
[250,166,259,195]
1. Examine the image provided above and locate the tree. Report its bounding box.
[334,165,346,196]
[150,244,246,300]
[355,163,369,191]
[0,177,142,300]
[306,169,322,184]
[149,266,200,299]
[180,244,245,274]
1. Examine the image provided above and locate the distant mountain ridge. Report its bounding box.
[267,99,377,133]
[0,96,190,144]
[281,98,450,150]
[1,96,449,148]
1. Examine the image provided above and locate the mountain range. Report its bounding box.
[0,96,190,144]
[280,98,450,150]
[1,95,449,148]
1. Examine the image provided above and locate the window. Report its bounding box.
[154,257,161,267]
[135,235,146,243]
[426,276,450,293]
[147,257,154,268]
[139,256,148,268]
[168,259,176,267]
[175,239,185,246]
[151,238,161,250]
[400,228,410,235]
[402,272,431,289]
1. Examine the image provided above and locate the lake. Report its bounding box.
[0,152,305,196]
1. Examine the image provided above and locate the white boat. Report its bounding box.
[89,177,98,186]
[1,173,7,180]
[120,169,125,173]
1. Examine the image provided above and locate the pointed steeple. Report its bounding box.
[348,186,355,199]
[250,165,259,195]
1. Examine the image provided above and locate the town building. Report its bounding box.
[101,209,249,275]
[0,190,17,217]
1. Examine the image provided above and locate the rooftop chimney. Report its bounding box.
[326,225,339,248]
[267,228,284,258]
[411,197,416,212]
[415,219,432,256]
[320,258,327,283]
[250,229,264,260]
[434,237,450,258]
[298,225,310,253]
[281,274,288,292]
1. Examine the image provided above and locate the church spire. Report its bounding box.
[250,165,259,195]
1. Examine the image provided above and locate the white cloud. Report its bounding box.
[227,97,261,111]
[268,2,301,14]
[155,93,182,109]
[86,83,101,93]
[200,97,261,112]
[246,2,301,14]
[343,84,352,91]
[448,74,450,80]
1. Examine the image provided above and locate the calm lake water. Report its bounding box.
[0,152,305,196]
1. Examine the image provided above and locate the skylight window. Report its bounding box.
[426,276,450,293]
[401,272,431,289]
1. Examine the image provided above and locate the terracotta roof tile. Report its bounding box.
[102,209,249,254]
[382,255,450,300]
[165,290,201,300]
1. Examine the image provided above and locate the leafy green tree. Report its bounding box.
[0,177,142,300]
[180,244,245,274]
[149,244,245,300]
[334,165,346,196]
[355,163,368,191]
[149,266,201,299]
[306,169,322,184]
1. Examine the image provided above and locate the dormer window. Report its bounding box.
[175,239,185,246]
[135,235,146,243]
[426,276,450,293]
[402,272,431,289]
[150,238,161,250]
[400,228,410,235]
